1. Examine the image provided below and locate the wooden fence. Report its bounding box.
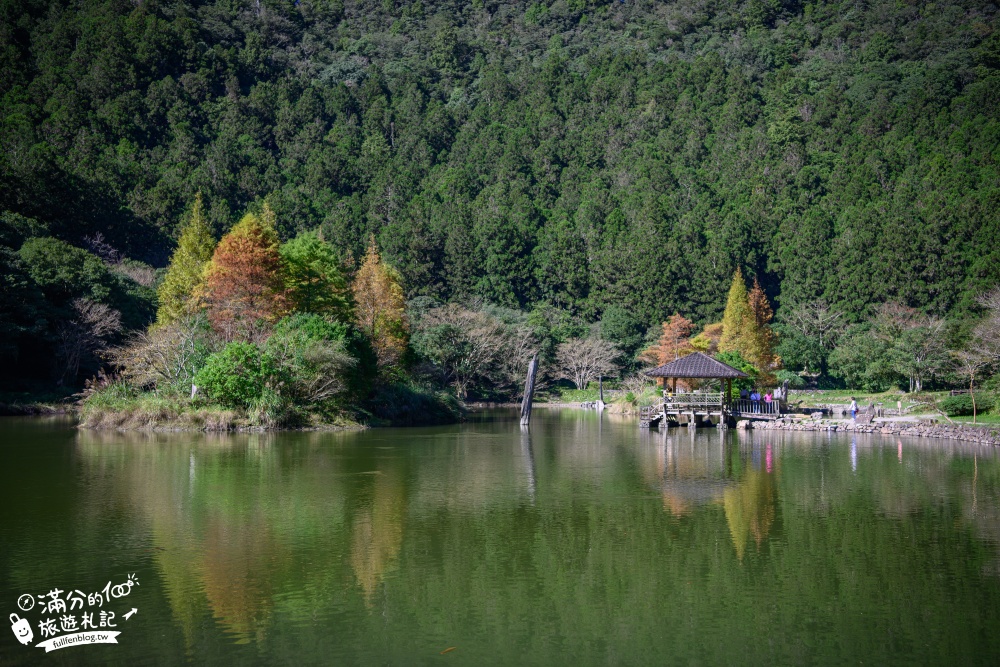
[730,399,779,416]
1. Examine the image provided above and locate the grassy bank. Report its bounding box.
[789,389,944,415]
[788,389,1000,422]
[78,382,461,431]
[950,414,1000,425]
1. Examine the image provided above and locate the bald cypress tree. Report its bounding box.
[746,277,779,383]
[202,204,288,339]
[352,236,408,374]
[719,269,753,357]
[719,270,780,383]
[280,230,353,322]
[156,194,216,326]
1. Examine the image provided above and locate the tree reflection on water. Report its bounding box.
[52,413,1000,665]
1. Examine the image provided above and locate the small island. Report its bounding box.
[78,198,464,430]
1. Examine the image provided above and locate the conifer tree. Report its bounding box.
[156,194,215,325]
[202,204,288,339]
[719,269,753,356]
[747,277,779,379]
[280,230,353,321]
[690,322,724,354]
[720,270,780,383]
[352,236,408,373]
[639,314,694,366]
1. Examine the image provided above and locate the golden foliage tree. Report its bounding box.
[156,194,216,325]
[719,270,779,383]
[719,268,753,355]
[202,205,288,340]
[352,237,408,373]
[690,322,724,354]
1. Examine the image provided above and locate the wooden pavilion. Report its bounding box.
[640,352,775,427]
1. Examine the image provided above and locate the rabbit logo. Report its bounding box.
[10,613,34,646]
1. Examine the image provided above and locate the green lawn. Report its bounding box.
[949,414,1000,425]
[788,389,943,410]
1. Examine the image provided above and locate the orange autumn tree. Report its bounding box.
[352,237,408,373]
[202,205,288,340]
[747,277,779,382]
[640,313,695,366]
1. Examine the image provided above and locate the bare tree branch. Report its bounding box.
[555,338,622,390]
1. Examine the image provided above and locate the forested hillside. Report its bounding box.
[2,0,999,390]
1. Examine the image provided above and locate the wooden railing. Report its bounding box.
[729,399,779,416]
[662,393,724,410]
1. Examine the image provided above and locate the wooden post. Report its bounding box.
[520,354,539,426]
[599,376,604,403]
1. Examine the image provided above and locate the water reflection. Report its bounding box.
[724,468,777,560]
[351,468,406,607]
[520,427,537,505]
[642,429,781,557]
[2,413,999,665]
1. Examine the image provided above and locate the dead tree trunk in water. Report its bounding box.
[520,354,539,426]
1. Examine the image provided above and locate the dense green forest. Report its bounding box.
[2,0,1000,396]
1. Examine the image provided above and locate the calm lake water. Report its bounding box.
[2,409,1000,665]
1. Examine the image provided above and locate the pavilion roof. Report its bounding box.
[643,352,748,379]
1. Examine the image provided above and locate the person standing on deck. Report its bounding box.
[750,389,761,413]
[849,397,858,420]
[764,391,773,413]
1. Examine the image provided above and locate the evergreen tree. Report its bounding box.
[156,194,216,326]
[281,230,353,322]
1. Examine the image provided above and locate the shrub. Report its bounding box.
[939,394,996,416]
[267,315,356,405]
[715,350,758,391]
[194,342,282,410]
[271,314,375,398]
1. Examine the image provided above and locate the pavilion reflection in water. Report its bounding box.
[643,429,779,558]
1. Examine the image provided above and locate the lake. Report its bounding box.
[1,409,999,665]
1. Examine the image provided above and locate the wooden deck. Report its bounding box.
[639,393,782,427]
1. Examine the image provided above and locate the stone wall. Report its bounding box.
[737,418,1000,446]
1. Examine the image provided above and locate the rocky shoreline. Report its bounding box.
[739,417,1000,446]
